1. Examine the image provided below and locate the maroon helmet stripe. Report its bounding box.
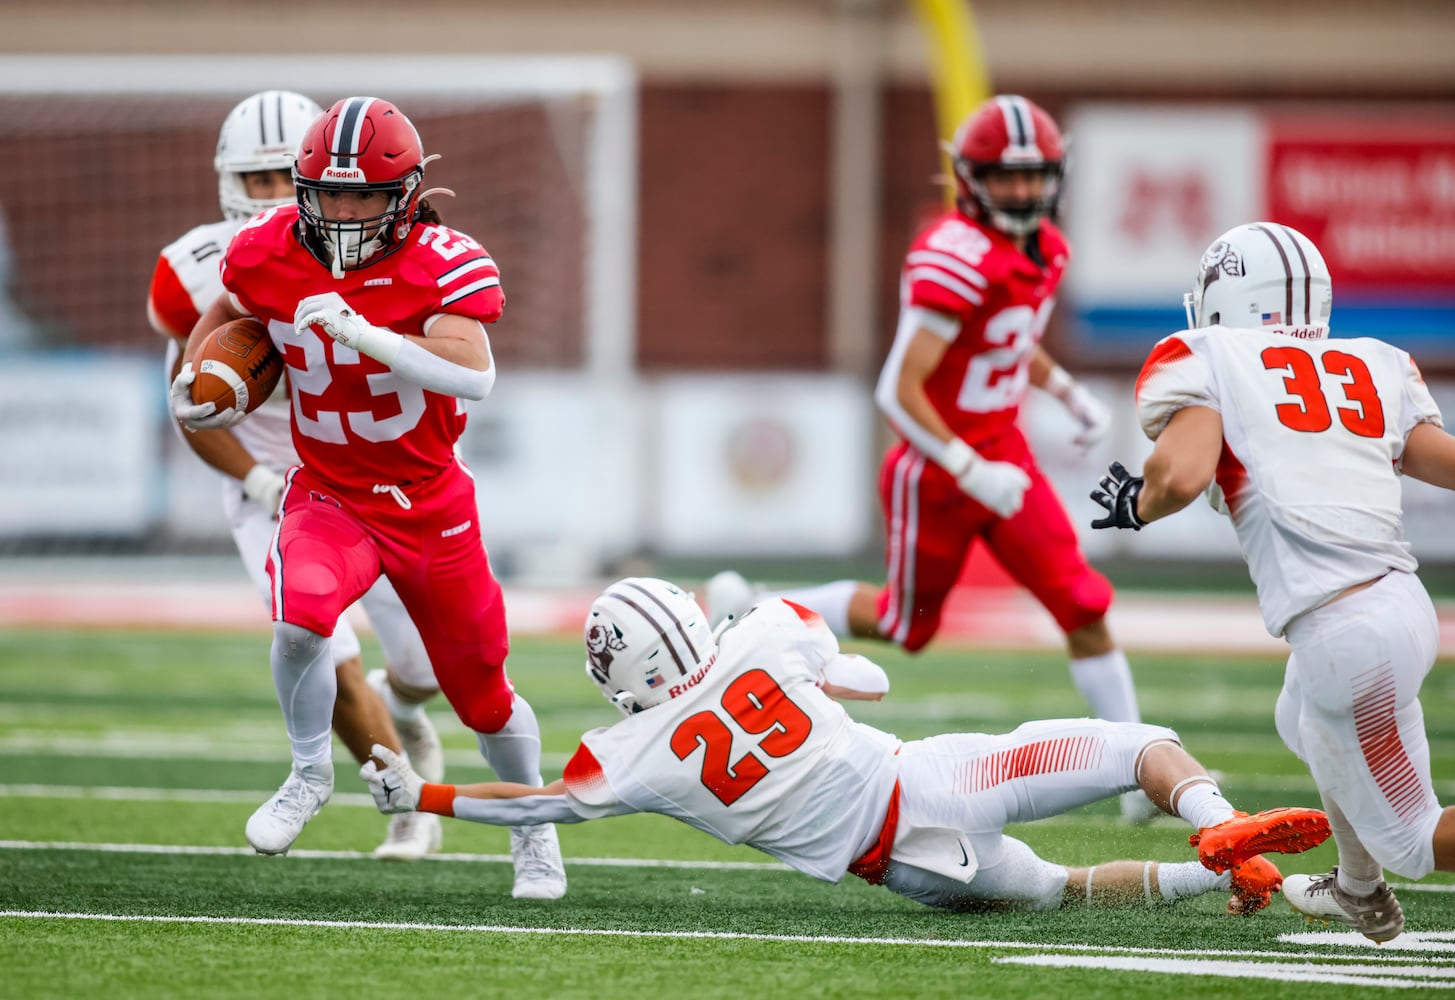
[1281,224,1313,324]
[602,587,691,676]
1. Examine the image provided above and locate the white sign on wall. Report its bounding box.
[652,375,873,556]
[1061,105,1265,307]
[0,355,159,535]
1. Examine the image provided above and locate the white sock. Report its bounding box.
[1069,650,1141,722]
[1322,793,1383,890]
[772,580,858,637]
[271,622,337,769]
[1154,861,1230,902]
[379,677,425,724]
[477,693,544,787]
[1174,779,1236,831]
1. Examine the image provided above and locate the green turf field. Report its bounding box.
[1,626,1451,998]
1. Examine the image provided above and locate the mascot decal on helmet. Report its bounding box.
[585,622,628,680]
[1198,240,1245,290]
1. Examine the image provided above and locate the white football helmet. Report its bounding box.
[583,578,717,717]
[1184,222,1332,337]
[215,90,323,221]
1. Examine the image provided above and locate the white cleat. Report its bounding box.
[1283,868,1404,943]
[372,811,443,861]
[510,823,567,900]
[705,571,761,630]
[367,669,445,784]
[246,762,333,855]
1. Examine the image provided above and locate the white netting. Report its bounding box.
[0,56,639,566]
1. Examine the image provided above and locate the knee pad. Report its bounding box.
[1050,570,1114,634]
[273,621,327,668]
[450,677,515,734]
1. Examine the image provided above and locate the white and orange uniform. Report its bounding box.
[873,212,1111,650]
[1136,324,1445,878]
[429,599,1179,909]
[146,218,432,688]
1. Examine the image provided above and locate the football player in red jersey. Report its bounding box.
[148,89,449,863]
[708,96,1151,819]
[169,97,566,898]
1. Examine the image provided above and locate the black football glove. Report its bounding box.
[1090,461,1146,530]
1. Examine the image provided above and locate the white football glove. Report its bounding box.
[1062,381,1112,449]
[241,464,285,516]
[169,361,245,430]
[294,292,402,364]
[359,743,422,814]
[1045,366,1111,449]
[958,458,1032,518]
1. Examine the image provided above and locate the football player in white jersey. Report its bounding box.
[360,577,1329,915]
[146,90,446,860]
[1092,221,1455,942]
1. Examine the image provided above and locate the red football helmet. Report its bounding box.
[293,97,428,276]
[948,95,1065,237]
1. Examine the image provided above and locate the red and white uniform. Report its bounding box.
[446,599,1176,908]
[875,212,1111,650]
[219,205,513,732]
[1136,324,1445,878]
[147,218,433,687]
[222,204,502,490]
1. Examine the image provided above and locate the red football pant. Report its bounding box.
[876,430,1113,651]
[267,461,514,733]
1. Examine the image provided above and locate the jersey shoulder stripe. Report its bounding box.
[904,250,989,290]
[905,266,985,307]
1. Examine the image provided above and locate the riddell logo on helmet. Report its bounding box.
[669,655,717,699]
[322,167,365,181]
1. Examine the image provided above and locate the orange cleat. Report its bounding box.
[1190,807,1330,874]
[1226,854,1283,915]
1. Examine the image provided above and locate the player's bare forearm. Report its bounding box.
[1401,421,1455,490]
[416,314,493,372]
[894,331,956,446]
[1027,347,1057,389]
[1138,406,1223,523]
[182,427,264,482]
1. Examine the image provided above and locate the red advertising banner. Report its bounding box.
[1266,115,1455,291]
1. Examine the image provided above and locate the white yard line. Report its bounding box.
[0,907,1450,964]
[0,839,785,870]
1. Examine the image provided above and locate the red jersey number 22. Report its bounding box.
[1261,345,1386,438]
[669,669,813,807]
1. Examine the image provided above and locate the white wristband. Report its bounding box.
[1044,364,1075,401]
[353,322,404,365]
[938,437,976,479]
[241,464,285,509]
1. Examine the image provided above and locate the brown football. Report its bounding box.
[191,318,284,416]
